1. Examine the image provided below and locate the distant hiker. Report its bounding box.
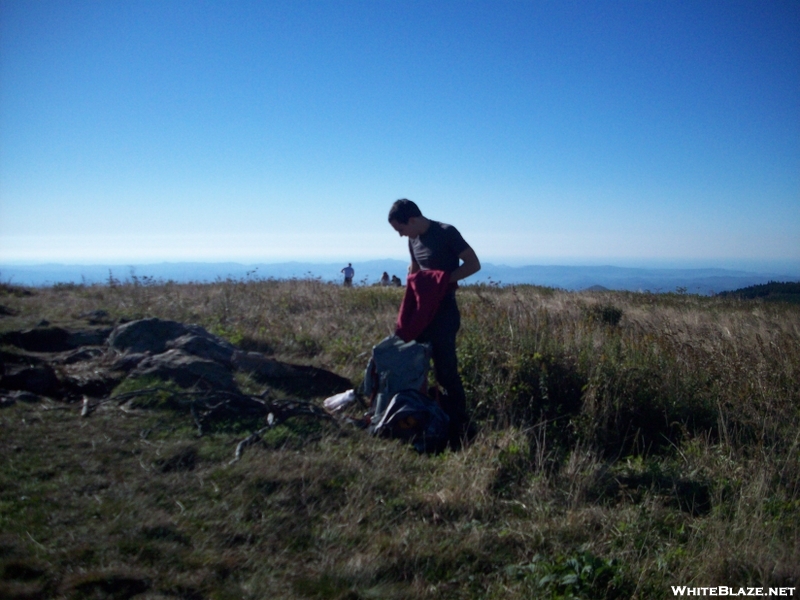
[341,263,354,287]
[380,272,391,286]
[391,275,402,287]
[388,198,481,448]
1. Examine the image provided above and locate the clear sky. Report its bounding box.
[1,0,798,269]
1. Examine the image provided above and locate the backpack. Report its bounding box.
[360,335,449,453]
[370,389,450,454]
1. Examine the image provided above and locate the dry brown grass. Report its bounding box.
[0,279,798,598]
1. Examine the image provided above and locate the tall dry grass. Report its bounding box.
[0,279,798,598]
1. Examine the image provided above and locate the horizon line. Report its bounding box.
[2,258,800,273]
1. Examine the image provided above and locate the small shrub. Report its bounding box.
[586,304,623,326]
[506,551,629,599]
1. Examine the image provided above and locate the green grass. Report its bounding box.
[0,279,798,598]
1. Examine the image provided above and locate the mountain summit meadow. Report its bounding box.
[1,278,798,599]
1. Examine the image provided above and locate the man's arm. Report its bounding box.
[409,260,420,274]
[449,247,481,283]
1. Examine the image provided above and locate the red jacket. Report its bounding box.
[395,270,452,342]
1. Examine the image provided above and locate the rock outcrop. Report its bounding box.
[1,317,351,405]
[131,349,238,392]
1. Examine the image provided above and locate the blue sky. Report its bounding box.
[1,0,798,269]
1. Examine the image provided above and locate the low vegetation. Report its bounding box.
[1,277,798,599]
[717,281,800,304]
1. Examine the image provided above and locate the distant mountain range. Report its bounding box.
[1,261,799,295]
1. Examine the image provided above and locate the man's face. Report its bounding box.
[390,218,418,238]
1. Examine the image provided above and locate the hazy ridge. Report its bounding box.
[2,260,799,294]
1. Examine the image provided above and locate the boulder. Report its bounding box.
[110,352,151,372]
[108,319,192,354]
[0,390,45,405]
[61,367,122,398]
[108,318,233,358]
[0,327,72,352]
[1,349,45,371]
[0,317,352,404]
[0,363,61,396]
[166,334,236,365]
[51,347,106,365]
[0,326,111,353]
[130,349,238,392]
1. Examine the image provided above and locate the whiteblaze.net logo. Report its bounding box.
[672,587,795,597]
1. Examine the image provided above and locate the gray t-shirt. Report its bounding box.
[409,220,470,273]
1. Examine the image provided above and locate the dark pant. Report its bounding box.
[416,292,467,432]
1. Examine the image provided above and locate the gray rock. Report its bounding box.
[60,367,121,398]
[0,327,72,352]
[1,390,44,404]
[111,352,151,372]
[108,318,234,360]
[130,349,238,392]
[166,334,236,365]
[0,326,112,352]
[52,347,106,365]
[0,363,61,396]
[108,318,192,354]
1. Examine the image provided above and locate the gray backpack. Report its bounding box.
[361,335,430,419]
[361,335,449,453]
[370,389,450,453]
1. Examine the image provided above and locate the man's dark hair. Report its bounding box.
[388,199,422,224]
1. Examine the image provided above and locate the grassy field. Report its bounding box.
[1,278,798,599]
